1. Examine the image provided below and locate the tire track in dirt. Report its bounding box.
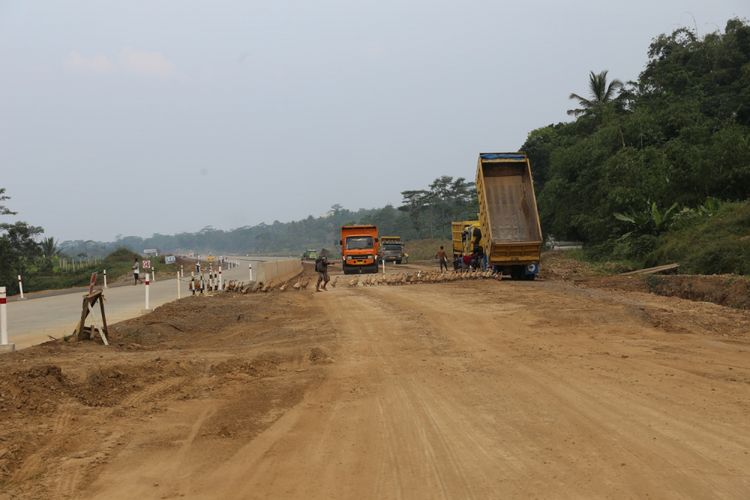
[120,377,185,407]
[12,403,76,484]
[365,281,750,497]
[207,287,492,499]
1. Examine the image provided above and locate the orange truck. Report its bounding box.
[340,225,380,274]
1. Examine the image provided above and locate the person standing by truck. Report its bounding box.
[436,246,449,272]
[315,251,336,292]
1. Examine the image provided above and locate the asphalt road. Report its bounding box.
[3,255,285,349]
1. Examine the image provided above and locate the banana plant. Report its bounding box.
[614,201,679,238]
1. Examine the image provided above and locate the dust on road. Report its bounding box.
[0,268,749,499]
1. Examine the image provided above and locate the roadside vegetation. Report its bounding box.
[25,248,180,293]
[524,19,750,274]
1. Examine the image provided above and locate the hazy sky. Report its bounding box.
[1,1,746,241]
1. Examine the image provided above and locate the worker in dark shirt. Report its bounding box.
[315,251,336,291]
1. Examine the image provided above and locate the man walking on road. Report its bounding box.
[132,257,141,285]
[436,246,449,272]
[315,250,335,292]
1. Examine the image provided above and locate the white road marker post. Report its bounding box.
[0,286,13,352]
[103,269,108,288]
[382,258,386,275]
[177,271,181,299]
[17,275,24,300]
[144,273,151,311]
[180,265,184,278]
[248,264,253,281]
[219,266,223,291]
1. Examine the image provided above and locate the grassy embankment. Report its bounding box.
[567,201,750,276]
[25,248,180,292]
[648,201,750,275]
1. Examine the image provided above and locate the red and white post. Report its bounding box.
[17,275,24,299]
[219,266,223,291]
[0,286,13,352]
[144,273,151,311]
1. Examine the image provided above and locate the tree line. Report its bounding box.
[59,177,477,258]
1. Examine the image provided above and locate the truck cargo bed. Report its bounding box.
[484,174,541,242]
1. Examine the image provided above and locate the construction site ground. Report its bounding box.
[1,257,749,499]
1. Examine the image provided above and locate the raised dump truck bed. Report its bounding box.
[476,152,542,279]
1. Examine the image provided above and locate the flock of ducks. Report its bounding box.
[223,269,499,294]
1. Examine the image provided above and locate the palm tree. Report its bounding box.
[40,237,60,259]
[567,70,623,117]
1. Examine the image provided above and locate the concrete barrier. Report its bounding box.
[253,259,303,285]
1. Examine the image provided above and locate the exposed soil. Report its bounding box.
[0,262,749,498]
[643,274,750,310]
[543,251,750,310]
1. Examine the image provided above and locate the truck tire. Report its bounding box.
[396,259,402,265]
[510,266,524,280]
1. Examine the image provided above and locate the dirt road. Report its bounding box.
[1,269,749,498]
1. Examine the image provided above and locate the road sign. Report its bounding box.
[143,260,152,269]
[164,255,176,264]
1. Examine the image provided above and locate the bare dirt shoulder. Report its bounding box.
[0,290,336,499]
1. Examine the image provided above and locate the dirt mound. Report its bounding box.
[0,365,69,416]
[109,295,266,346]
[644,274,750,310]
[539,251,597,280]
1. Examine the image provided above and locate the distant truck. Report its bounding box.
[476,152,542,279]
[340,225,380,274]
[379,236,406,264]
[301,249,318,261]
[451,220,479,269]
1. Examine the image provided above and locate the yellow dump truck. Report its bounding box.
[476,152,542,279]
[451,220,479,269]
